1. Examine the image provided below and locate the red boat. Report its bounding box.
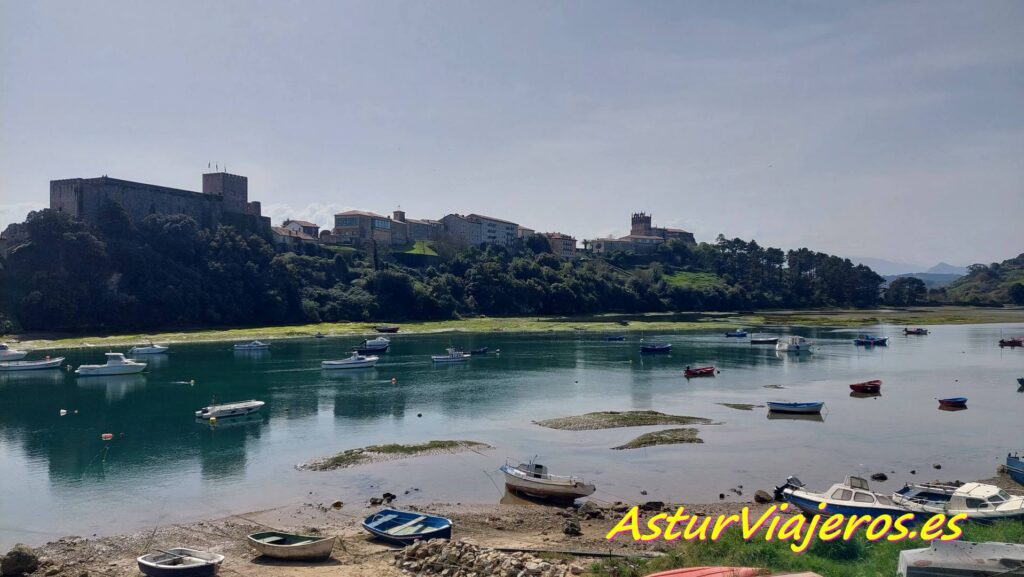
[999,337,1023,348]
[375,325,400,334]
[938,397,968,409]
[849,379,882,394]
[684,366,716,378]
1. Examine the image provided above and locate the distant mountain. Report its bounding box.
[850,257,926,276]
[882,273,963,289]
[926,262,968,275]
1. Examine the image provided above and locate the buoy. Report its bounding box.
[59,409,67,416]
[190,379,195,386]
[391,377,397,384]
[101,433,114,441]
[209,417,217,425]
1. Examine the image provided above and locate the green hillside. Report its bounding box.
[945,253,1024,303]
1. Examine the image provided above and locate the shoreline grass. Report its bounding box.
[535,411,715,431]
[298,440,491,471]
[611,427,704,449]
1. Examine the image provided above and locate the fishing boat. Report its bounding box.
[75,353,147,376]
[136,548,224,577]
[0,356,65,371]
[849,379,882,394]
[375,325,400,333]
[246,531,336,561]
[194,399,265,419]
[684,366,716,378]
[321,352,378,369]
[0,343,28,362]
[431,347,470,363]
[903,328,929,335]
[644,568,764,577]
[1007,453,1024,486]
[937,397,967,409]
[129,343,169,355]
[749,336,778,345]
[899,540,1024,577]
[640,343,671,354]
[724,330,747,338]
[605,335,626,341]
[500,459,596,501]
[999,337,1023,347]
[470,347,489,355]
[775,336,812,353]
[893,482,1024,522]
[362,508,452,545]
[767,401,824,414]
[234,341,270,350]
[853,335,888,346]
[354,337,390,354]
[775,475,909,518]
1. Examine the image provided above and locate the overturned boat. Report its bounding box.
[501,459,596,501]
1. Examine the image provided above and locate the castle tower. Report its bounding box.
[203,172,248,214]
[393,209,406,222]
[631,212,652,236]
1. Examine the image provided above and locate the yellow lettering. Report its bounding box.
[841,515,872,540]
[682,515,713,540]
[940,514,967,541]
[920,514,947,541]
[741,505,777,539]
[790,514,822,553]
[641,513,667,542]
[710,513,740,540]
[865,515,893,541]
[605,506,641,541]
[663,507,689,541]
[818,513,846,541]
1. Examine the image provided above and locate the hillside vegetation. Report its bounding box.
[944,253,1024,304]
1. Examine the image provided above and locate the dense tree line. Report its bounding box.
[0,208,887,333]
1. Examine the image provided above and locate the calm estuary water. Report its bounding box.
[1,323,1022,548]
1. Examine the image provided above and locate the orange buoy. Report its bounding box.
[101,433,114,441]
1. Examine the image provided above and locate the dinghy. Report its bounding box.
[937,397,967,409]
[767,401,824,414]
[604,335,626,341]
[246,531,335,561]
[1008,453,1024,486]
[321,352,378,369]
[129,343,169,355]
[640,343,671,354]
[854,335,888,346]
[0,357,65,371]
[75,353,147,376]
[234,341,270,350]
[136,548,223,577]
[362,508,452,545]
[849,379,882,393]
[684,366,716,378]
[724,330,747,338]
[775,475,908,518]
[0,343,28,361]
[194,399,265,419]
[501,459,596,501]
[903,327,929,335]
[431,347,470,363]
[749,336,778,345]
[893,482,1024,522]
[375,325,400,333]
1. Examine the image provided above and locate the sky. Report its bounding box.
[1,0,1021,268]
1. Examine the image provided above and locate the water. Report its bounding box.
[1,324,1022,548]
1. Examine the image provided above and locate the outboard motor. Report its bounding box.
[773,475,804,502]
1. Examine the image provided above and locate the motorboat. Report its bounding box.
[775,475,909,518]
[749,336,778,345]
[684,366,716,378]
[246,531,335,561]
[75,353,147,376]
[431,347,470,363]
[500,459,596,501]
[640,343,671,354]
[849,379,882,394]
[1007,453,1024,486]
[724,330,747,338]
[354,337,390,354]
[893,482,1024,522]
[937,397,967,409]
[899,540,1024,577]
[129,343,169,355]
[321,352,378,369]
[854,335,888,346]
[136,547,224,577]
[998,337,1023,347]
[903,328,929,335]
[234,341,270,350]
[375,325,400,333]
[767,401,824,414]
[775,336,812,352]
[0,343,28,362]
[195,399,265,419]
[362,508,452,545]
[0,356,65,371]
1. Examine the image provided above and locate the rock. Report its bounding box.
[871,473,888,482]
[639,489,647,495]
[578,501,605,520]
[753,490,773,504]
[910,470,917,475]
[640,501,664,512]
[331,500,343,509]
[383,492,397,503]
[45,568,62,577]
[611,502,630,513]
[718,493,726,500]
[1,544,40,576]
[369,497,383,506]
[562,518,582,536]
[933,463,942,470]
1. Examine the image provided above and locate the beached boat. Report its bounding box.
[362,508,452,545]
[246,531,335,561]
[849,379,882,394]
[684,366,716,378]
[500,459,596,501]
[776,475,908,518]
[640,343,671,354]
[775,336,812,352]
[605,335,626,341]
[899,540,1024,577]
[893,482,1024,522]
[903,328,929,335]
[75,353,147,376]
[644,568,765,577]
[853,335,888,346]
[749,336,778,345]
[0,343,28,362]
[937,397,967,409]
[375,325,400,333]
[1007,453,1023,486]
[767,401,824,414]
[999,337,1023,347]
[194,399,265,419]
[0,356,65,371]
[724,330,747,338]
[136,548,224,577]
[321,352,378,369]
[431,347,470,363]
[354,337,390,354]
[234,341,270,350]
[470,347,489,355]
[129,343,169,355]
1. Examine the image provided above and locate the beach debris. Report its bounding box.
[331,500,343,509]
[393,539,585,577]
[933,463,942,469]
[1,543,40,576]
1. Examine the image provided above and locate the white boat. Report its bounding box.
[0,343,28,362]
[234,340,270,350]
[354,337,390,353]
[893,481,1024,522]
[129,343,169,355]
[195,399,265,419]
[776,336,813,352]
[501,459,596,501]
[431,347,470,363]
[899,540,1024,577]
[321,352,379,369]
[0,356,66,372]
[777,475,908,518]
[75,353,147,376]
[137,547,224,577]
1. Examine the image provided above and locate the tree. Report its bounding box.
[886,277,927,306]
[1009,283,1024,305]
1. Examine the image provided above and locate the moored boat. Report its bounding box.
[129,343,169,355]
[0,356,65,371]
[75,353,147,376]
[0,343,28,362]
[234,340,270,350]
[640,343,671,354]
[849,379,882,394]
[246,531,335,561]
[195,399,265,419]
[376,325,400,333]
[431,347,470,363]
[903,327,929,335]
[775,336,812,352]
[354,337,390,354]
[775,475,909,518]
[136,548,223,577]
[321,352,378,369]
[767,401,824,414]
[853,335,888,346]
[893,481,1024,522]
[724,330,747,338]
[684,366,716,378]
[749,336,778,345]
[999,337,1023,347]
[1006,453,1023,486]
[500,459,596,501]
[937,397,967,409]
[362,508,452,545]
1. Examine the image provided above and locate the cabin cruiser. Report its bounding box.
[501,459,596,501]
[195,399,265,419]
[776,336,813,352]
[128,343,169,355]
[321,352,379,369]
[75,353,147,376]
[0,343,28,361]
[776,475,908,517]
[431,347,470,363]
[354,337,390,353]
[234,340,270,350]
[893,482,1024,522]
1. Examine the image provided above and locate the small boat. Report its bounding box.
[431,347,470,363]
[749,336,778,345]
[234,341,270,350]
[903,327,929,335]
[853,335,888,346]
[775,475,909,518]
[1000,337,1024,347]
[321,352,378,369]
[849,379,882,394]
[899,540,1024,577]
[644,568,764,577]
[375,325,400,333]
[500,459,596,501]
[724,330,747,338]
[893,481,1024,522]
[470,347,489,355]
[937,397,967,409]
[684,366,716,378]
[767,401,824,414]
[640,343,671,354]
[0,356,65,371]
[775,336,812,352]
[605,335,626,341]
[137,548,224,577]
[1007,453,1024,486]
[75,353,147,376]
[129,343,169,355]
[1018,377,1024,387]
[314,332,326,339]
[195,399,265,419]
[354,337,390,354]
[246,531,335,561]
[362,508,452,545]
[0,343,28,362]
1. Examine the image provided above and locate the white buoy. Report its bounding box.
[59,409,67,416]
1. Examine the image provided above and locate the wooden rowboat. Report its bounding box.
[938,397,967,409]
[247,531,335,561]
[0,357,65,371]
[684,366,716,378]
[767,401,825,414]
[362,508,452,545]
[849,379,882,394]
[137,548,223,577]
[640,343,671,354]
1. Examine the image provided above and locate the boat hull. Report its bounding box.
[137,549,223,577]
[247,532,335,561]
[938,398,967,408]
[362,508,452,545]
[640,344,671,354]
[684,367,715,378]
[0,357,65,371]
[431,355,469,363]
[76,364,147,376]
[0,351,29,361]
[321,357,378,369]
[501,467,596,501]
[767,402,824,414]
[1008,455,1024,486]
[784,490,908,519]
[129,346,169,355]
[195,401,265,419]
[750,338,778,345]
[849,380,882,394]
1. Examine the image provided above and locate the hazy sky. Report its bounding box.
[2,1,1021,267]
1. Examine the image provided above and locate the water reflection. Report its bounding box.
[766,411,826,423]
[130,353,168,368]
[75,374,146,402]
[849,392,882,399]
[234,349,270,360]
[0,369,68,385]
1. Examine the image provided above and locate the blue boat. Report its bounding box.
[776,475,911,518]
[605,335,626,341]
[362,508,452,545]
[724,330,748,338]
[1008,453,1024,486]
[854,335,888,346]
[767,401,824,414]
[640,343,671,354]
[938,397,968,409]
